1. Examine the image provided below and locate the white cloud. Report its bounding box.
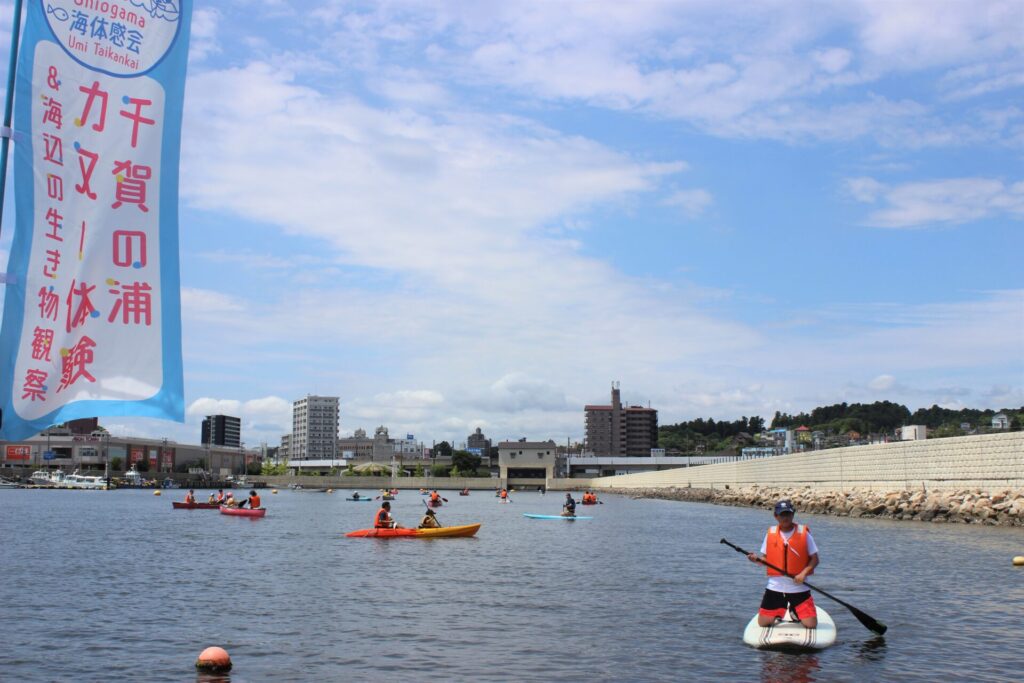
[847,177,1024,228]
[664,189,713,218]
[868,374,895,391]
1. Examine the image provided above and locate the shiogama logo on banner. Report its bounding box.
[42,0,182,76]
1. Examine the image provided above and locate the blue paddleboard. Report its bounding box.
[523,513,592,520]
[346,498,374,502]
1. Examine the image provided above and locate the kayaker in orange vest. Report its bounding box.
[430,491,440,504]
[184,489,196,504]
[215,489,225,503]
[375,501,398,529]
[419,507,441,529]
[499,488,508,500]
[747,500,819,628]
[241,490,261,509]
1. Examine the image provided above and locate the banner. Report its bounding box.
[0,1,192,440]
[5,445,31,461]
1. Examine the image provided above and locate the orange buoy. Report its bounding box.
[195,646,232,673]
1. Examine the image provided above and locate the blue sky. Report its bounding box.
[1,0,1022,449]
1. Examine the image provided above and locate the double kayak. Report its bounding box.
[172,502,219,509]
[742,607,836,650]
[219,506,266,518]
[346,523,481,538]
[523,513,592,520]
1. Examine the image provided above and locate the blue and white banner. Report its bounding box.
[0,0,191,440]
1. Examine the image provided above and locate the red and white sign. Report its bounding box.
[5,445,31,461]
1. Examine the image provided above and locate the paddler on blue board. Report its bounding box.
[561,493,576,517]
[747,500,820,629]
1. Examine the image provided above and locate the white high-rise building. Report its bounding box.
[291,395,339,460]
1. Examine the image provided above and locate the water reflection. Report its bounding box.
[195,673,231,683]
[856,636,888,662]
[760,652,820,683]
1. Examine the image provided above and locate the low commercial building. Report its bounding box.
[498,440,558,488]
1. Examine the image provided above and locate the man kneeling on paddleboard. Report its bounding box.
[747,500,819,629]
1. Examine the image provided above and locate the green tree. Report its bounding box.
[451,450,481,475]
[434,441,453,457]
[450,465,461,478]
[430,464,449,477]
[110,456,123,471]
[414,462,424,477]
[136,458,149,473]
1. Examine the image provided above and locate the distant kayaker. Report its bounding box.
[352,491,362,500]
[224,492,237,507]
[207,492,217,504]
[215,489,226,503]
[184,489,196,504]
[562,493,576,517]
[419,507,441,529]
[747,500,819,629]
[429,490,441,504]
[375,501,398,529]
[499,488,508,500]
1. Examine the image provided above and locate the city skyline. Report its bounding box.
[0,1,1020,448]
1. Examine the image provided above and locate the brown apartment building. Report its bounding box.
[584,382,658,456]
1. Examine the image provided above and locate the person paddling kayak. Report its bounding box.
[215,488,226,504]
[239,489,261,509]
[747,500,819,629]
[562,493,576,517]
[184,489,196,505]
[419,507,442,529]
[352,491,363,500]
[375,501,399,529]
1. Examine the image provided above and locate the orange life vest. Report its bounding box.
[765,524,810,576]
[375,508,391,528]
[185,493,195,504]
[249,495,261,509]
[500,490,507,499]
[430,492,440,502]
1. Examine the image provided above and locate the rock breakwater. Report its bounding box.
[604,485,1024,526]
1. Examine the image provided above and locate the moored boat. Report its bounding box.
[65,471,109,490]
[219,506,266,518]
[346,523,481,538]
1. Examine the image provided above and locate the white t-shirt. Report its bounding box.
[759,526,818,594]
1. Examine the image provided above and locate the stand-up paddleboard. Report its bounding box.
[742,607,836,650]
[522,513,593,520]
[346,498,374,502]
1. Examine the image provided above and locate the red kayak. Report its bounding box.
[429,500,443,507]
[219,506,266,518]
[172,501,219,510]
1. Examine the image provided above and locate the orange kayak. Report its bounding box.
[346,523,480,538]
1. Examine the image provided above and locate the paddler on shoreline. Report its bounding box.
[419,507,441,529]
[375,501,399,529]
[747,500,819,629]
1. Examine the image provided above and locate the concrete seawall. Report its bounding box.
[575,432,1023,491]
[569,432,1023,526]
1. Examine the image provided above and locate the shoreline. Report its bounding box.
[599,485,1024,526]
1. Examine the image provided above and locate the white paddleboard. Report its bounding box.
[742,606,836,650]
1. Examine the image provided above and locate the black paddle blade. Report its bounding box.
[850,607,887,635]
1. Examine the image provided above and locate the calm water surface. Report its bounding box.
[1,488,1022,681]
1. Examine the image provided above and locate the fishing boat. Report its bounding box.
[346,523,481,538]
[29,469,67,487]
[64,471,109,490]
[121,466,144,488]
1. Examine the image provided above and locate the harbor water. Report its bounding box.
[1,488,1022,681]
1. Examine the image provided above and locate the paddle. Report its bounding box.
[421,498,443,527]
[720,538,887,635]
